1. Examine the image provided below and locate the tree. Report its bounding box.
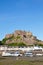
[0,41,3,45]
[2,38,8,44]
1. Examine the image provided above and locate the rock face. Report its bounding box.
[2,30,43,46]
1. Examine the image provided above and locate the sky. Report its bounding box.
[0,0,43,40]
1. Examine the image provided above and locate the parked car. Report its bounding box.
[2,51,22,57]
[2,52,12,56]
[24,52,33,57]
[36,53,43,56]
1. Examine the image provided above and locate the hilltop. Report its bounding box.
[1,30,43,46]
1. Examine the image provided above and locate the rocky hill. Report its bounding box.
[2,30,43,46]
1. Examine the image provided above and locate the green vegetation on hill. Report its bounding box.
[8,43,18,46]
[16,35,21,39]
[7,42,26,47]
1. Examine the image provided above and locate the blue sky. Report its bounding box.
[0,0,43,40]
